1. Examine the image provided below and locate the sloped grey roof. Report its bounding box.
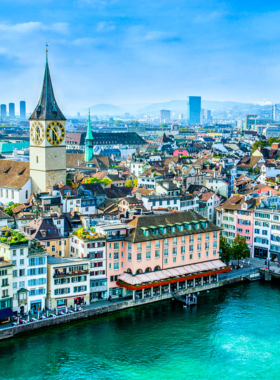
[29,59,66,121]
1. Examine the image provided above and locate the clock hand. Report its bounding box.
[50,125,59,140]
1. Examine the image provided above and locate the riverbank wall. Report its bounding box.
[0,273,251,341]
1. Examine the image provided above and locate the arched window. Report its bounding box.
[25,190,28,199]
[126,268,132,274]
[154,265,161,271]
[136,269,143,274]
[145,267,152,272]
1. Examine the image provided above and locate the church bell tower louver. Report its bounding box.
[29,46,66,193]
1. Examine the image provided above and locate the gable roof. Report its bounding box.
[66,154,114,170]
[0,160,30,190]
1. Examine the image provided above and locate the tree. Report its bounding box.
[66,176,73,187]
[160,123,168,129]
[219,235,232,265]
[251,140,267,153]
[108,118,114,123]
[85,177,112,186]
[125,180,132,187]
[232,234,250,267]
[267,137,280,146]
[133,179,138,187]
[4,203,21,217]
[114,120,123,125]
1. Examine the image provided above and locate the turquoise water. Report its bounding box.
[0,281,280,380]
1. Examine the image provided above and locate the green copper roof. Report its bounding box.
[86,110,93,140]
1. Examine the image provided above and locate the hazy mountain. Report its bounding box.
[81,104,124,116]
[81,100,262,117]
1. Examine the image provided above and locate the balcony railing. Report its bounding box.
[53,270,89,278]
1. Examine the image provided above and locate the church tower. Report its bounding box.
[85,110,93,161]
[29,48,66,193]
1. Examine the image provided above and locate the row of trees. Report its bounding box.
[220,235,250,266]
[251,137,280,154]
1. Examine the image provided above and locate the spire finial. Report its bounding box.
[46,42,49,61]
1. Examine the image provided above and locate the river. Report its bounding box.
[0,281,279,380]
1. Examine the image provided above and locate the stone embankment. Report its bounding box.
[0,272,255,341]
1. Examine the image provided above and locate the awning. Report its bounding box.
[0,307,14,319]
[118,259,227,286]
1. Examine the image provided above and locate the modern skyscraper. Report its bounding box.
[186,96,201,124]
[0,104,7,117]
[20,101,26,119]
[9,103,15,117]
[160,109,171,123]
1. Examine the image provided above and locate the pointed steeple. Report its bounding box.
[86,110,93,140]
[29,46,66,121]
[85,109,94,162]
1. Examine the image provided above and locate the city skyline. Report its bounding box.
[1,0,280,114]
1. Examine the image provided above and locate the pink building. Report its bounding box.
[173,149,189,157]
[100,211,226,299]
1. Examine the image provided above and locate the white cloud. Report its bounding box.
[0,22,69,35]
[96,21,115,32]
[71,37,97,46]
[255,99,273,106]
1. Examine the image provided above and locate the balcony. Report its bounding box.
[1,283,9,287]
[2,294,10,298]
[53,270,89,278]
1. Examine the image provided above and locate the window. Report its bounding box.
[20,249,24,255]
[114,263,119,270]
[146,241,151,250]
[155,250,160,258]
[182,256,185,261]
[128,242,132,251]
[262,230,268,236]
[20,259,24,266]
[181,246,185,254]
[198,252,201,258]
[137,243,142,251]
[109,263,111,269]
[114,252,119,260]
[213,241,217,248]
[164,249,169,257]
[128,252,131,261]
[114,242,119,250]
[213,232,217,239]
[137,253,142,261]
[190,254,193,260]
[155,241,160,249]
[189,245,193,252]
[19,281,24,287]
[12,250,16,256]
[181,236,186,244]
[173,237,177,246]
[164,258,168,264]
[255,229,260,234]
[51,246,55,252]
[206,251,209,257]
[197,243,201,251]
[172,247,177,255]
[109,243,111,249]
[13,282,17,289]
[164,239,169,247]
[19,269,25,277]
[173,257,176,263]
[237,228,243,233]
[189,236,194,243]
[197,234,202,242]
[205,242,209,250]
[205,233,209,240]
[213,250,217,256]
[245,229,250,234]
[146,251,151,260]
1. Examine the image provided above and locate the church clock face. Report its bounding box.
[31,121,44,145]
[46,121,65,145]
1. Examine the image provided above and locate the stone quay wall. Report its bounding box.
[0,274,249,341]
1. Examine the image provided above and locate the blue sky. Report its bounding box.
[1,0,280,114]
